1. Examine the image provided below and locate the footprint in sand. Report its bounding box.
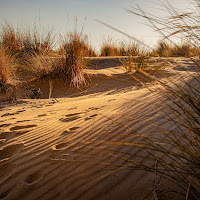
[61,127,80,136]
[52,143,68,151]
[85,114,98,121]
[60,116,81,122]
[0,143,24,162]
[49,143,70,161]
[24,171,43,185]
[59,113,82,123]
[45,105,53,107]
[10,124,37,131]
[65,113,83,117]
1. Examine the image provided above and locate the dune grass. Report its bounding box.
[100,37,119,56]
[54,31,95,89]
[0,45,17,91]
[1,22,54,57]
[0,46,11,90]
[0,22,97,101]
[0,44,18,102]
[153,41,199,57]
[100,37,141,57]
[0,22,55,81]
[127,2,200,199]
[94,1,200,199]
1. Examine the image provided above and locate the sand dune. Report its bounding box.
[0,57,198,200]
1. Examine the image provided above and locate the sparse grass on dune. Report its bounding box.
[135,2,200,199]
[100,37,120,56]
[0,22,97,101]
[95,0,200,199]
[0,22,55,80]
[153,41,199,57]
[0,45,18,102]
[0,46,11,90]
[22,52,55,80]
[100,37,141,57]
[55,31,94,89]
[113,73,200,199]
[23,30,95,88]
[1,22,54,57]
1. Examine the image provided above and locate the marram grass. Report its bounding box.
[94,0,200,199]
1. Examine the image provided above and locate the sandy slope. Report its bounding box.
[0,57,198,200]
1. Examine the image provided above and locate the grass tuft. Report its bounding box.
[54,31,93,89]
[154,41,199,57]
[100,37,141,57]
[0,45,16,91]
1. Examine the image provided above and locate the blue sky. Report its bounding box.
[0,0,192,51]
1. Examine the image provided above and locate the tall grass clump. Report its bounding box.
[54,31,94,88]
[0,45,15,91]
[96,0,200,199]
[0,21,95,91]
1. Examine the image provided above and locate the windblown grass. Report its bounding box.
[129,2,200,198]
[96,0,200,199]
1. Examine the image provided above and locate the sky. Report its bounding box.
[0,0,193,52]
